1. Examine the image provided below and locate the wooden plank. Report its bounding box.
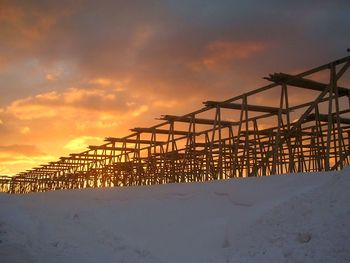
[204,101,287,114]
[70,154,113,158]
[59,157,104,161]
[266,73,350,96]
[304,113,350,125]
[88,145,137,151]
[131,127,195,136]
[160,115,238,126]
[105,137,165,145]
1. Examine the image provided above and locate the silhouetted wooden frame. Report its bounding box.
[2,55,350,193]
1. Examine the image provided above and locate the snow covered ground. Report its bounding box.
[0,169,349,263]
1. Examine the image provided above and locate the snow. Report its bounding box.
[0,169,350,263]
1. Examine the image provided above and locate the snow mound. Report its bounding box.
[0,169,349,263]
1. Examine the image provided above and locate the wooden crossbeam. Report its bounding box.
[70,153,112,158]
[59,157,103,161]
[204,101,288,114]
[266,73,350,96]
[48,162,81,166]
[11,177,37,182]
[37,167,63,171]
[160,115,238,126]
[131,127,194,136]
[88,145,137,151]
[30,171,59,174]
[304,113,350,124]
[105,137,165,145]
[44,165,80,169]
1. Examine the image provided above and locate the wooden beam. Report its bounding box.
[160,115,238,126]
[88,145,137,151]
[266,73,350,96]
[131,127,194,136]
[204,101,288,114]
[105,137,165,145]
[304,113,350,125]
[59,157,104,161]
[70,153,113,158]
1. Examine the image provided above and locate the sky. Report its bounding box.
[0,0,350,175]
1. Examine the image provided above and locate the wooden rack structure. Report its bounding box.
[1,55,350,194]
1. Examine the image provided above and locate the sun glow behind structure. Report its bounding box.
[0,54,349,193]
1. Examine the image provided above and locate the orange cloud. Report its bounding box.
[0,144,55,175]
[0,144,44,157]
[8,98,57,120]
[209,40,267,58]
[46,73,59,81]
[5,84,147,121]
[20,126,30,134]
[131,105,149,117]
[89,78,113,86]
[191,40,268,71]
[63,136,104,152]
[152,99,179,109]
[0,155,56,175]
[0,5,56,51]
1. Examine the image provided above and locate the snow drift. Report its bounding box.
[0,169,349,263]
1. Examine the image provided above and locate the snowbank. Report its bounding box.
[0,169,349,263]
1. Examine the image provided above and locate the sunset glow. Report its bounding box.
[0,0,349,175]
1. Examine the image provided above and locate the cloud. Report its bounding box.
[189,40,268,71]
[0,165,11,175]
[63,136,104,152]
[207,40,267,60]
[1,1,349,103]
[89,78,114,86]
[0,154,56,175]
[0,144,44,155]
[131,105,149,117]
[20,126,30,134]
[5,84,148,121]
[0,144,55,175]
[0,2,64,63]
[46,73,57,81]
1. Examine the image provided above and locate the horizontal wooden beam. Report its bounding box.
[105,137,165,145]
[305,113,350,124]
[204,101,288,114]
[131,127,194,136]
[266,73,350,96]
[88,145,137,151]
[160,115,238,126]
[70,153,113,158]
[59,157,103,161]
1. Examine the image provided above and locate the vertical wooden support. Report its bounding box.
[333,68,343,169]
[326,64,336,170]
[243,95,250,176]
[217,106,223,179]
